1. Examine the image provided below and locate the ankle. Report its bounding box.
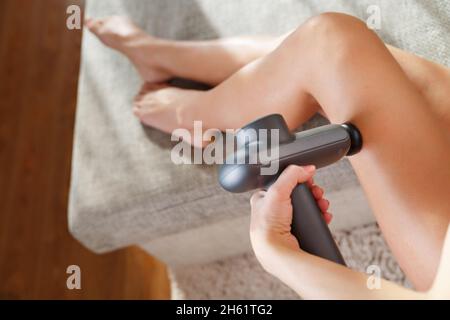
[146,40,181,77]
[124,36,171,71]
[177,90,209,129]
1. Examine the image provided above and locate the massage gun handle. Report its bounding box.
[291,183,346,266]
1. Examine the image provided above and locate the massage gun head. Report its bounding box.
[218,114,362,193]
[340,122,363,156]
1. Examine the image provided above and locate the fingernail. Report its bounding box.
[305,165,316,173]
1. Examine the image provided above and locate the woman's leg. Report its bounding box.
[87,16,450,123]
[86,16,287,85]
[136,13,450,289]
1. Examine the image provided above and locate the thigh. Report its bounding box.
[387,45,450,130]
[292,13,450,290]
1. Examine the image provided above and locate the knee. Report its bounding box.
[288,13,374,63]
[302,12,367,32]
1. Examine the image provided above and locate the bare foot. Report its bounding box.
[86,16,171,83]
[133,83,214,148]
[133,83,204,134]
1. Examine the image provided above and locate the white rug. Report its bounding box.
[170,223,412,299]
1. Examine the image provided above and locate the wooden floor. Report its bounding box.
[0,0,170,299]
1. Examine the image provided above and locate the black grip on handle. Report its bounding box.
[291,183,346,265]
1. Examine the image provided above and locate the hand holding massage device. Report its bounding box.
[218,114,362,265]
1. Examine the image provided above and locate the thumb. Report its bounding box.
[268,165,315,200]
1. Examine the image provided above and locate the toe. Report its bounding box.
[84,17,93,27]
[86,18,105,33]
[132,106,142,117]
[133,98,144,108]
[133,96,143,105]
[134,83,167,103]
[133,93,144,103]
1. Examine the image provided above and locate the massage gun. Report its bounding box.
[218,114,362,265]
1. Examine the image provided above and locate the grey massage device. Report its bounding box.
[218,114,362,265]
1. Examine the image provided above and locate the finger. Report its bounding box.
[317,198,330,213]
[269,165,315,200]
[311,185,324,200]
[323,212,333,224]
